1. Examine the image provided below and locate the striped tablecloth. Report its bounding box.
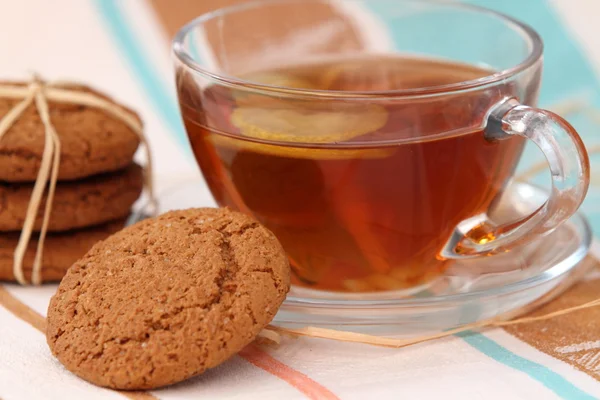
[2,0,600,399]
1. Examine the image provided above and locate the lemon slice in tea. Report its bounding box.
[231,103,388,143]
[215,69,391,159]
[211,102,390,159]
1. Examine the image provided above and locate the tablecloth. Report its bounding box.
[1,0,600,399]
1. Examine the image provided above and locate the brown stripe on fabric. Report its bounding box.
[150,0,364,74]
[0,285,46,332]
[504,257,600,381]
[151,0,244,40]
[0,285,159,400]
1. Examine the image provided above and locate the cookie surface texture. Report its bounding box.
[0,82,141,182]
[46,207,290,389]
[0,164,143,232]
[0,219,126,282]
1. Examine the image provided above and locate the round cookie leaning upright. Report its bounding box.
[47,207,290,390]
[0,82,141,182]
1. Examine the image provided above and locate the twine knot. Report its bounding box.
[0,76,156,285]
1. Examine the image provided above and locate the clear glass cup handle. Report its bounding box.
[441,97,590,258]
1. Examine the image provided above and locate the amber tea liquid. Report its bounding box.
[179,56,525,292]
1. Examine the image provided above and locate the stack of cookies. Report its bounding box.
[0,83,144,283]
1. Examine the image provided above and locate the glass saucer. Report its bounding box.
[147,179,592,336]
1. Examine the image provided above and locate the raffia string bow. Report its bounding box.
[0,77,156,286]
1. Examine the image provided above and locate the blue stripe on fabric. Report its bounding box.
[463,0,600,107]
[459,332,597,400]
[92,0,191,155]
